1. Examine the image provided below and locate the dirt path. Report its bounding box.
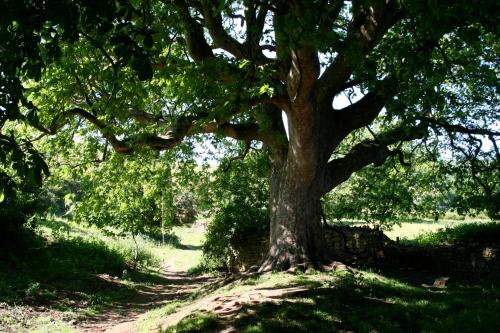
[78,270,213,333]
[153,284,311,333]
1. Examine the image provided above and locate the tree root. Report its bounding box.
[256,251,346,274]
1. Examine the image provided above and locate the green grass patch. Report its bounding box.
[163,312,219,333]
[407,222,500,246]
[0,218,205,332]
[163,269,500,333]
[136,301,186,332]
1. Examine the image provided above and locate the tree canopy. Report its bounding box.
[1,0,498,270]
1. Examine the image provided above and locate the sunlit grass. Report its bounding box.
[0,218,205,332]
[381,216,492,241]
[164,268,500,333]
[136,301,186,332]
[36,218,205,272]
[409,222,500,246]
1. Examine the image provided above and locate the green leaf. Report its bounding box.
[239,59,250,69]
[259,84,274,96]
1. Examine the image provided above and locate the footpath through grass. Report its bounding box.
[139,221,500,333]
[158,268,500,333]
[0,218,205,332]
[1,218,498,333]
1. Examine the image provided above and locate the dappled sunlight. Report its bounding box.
[0,218,211,333]
[165,270,500,333]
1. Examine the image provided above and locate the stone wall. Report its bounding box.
[231,224,391,271]
[229,224,499,280]
[323,224,393,264]
[230,233,269,272]
[384,242,500,280]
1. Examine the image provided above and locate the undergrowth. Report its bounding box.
[0,217,203,332]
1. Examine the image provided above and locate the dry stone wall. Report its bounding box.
[229,224,499,280]
[385,242,500,280]
[323,224,393,264]
[232,224,391,271]
[230,233,269,272]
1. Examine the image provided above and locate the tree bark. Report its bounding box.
[259,159,330,272]
[259,99,333,272]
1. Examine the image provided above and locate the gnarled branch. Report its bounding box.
[173,0,214,61]
[316,0,402,106]
[200,1,247,59]
[320,124,428,195]
[417,116,500,137]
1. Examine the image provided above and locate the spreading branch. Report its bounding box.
[34,102,279,155]
[320,124,428,195]
[417,116,500,137]
[173,0,214,61]
[200,2,247,59]
[335,90,387,132]
[221,141,252,172]
[316,0,402,106]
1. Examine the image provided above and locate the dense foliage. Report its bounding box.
[70,152,170,236]
[324,153,453,226]
[0,132,49,235]
[325,139,499,225]
[43,138,202,239]
[201,149,269,270]
[1,0,498,268]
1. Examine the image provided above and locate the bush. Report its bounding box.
[203,199,268,271]
[0,133,49,235]
[174,189,198,225]
[199,149,270,271]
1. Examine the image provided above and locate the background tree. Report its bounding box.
[323,154,455,227]
[3,0,499,270]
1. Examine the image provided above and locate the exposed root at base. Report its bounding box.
[256,252,350,274]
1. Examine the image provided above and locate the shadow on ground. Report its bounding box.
[0,227,212,332]
[0,229,199,313]
[168,271,500,333]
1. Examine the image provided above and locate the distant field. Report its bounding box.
[331,214,495,241]
[385,217,494,240]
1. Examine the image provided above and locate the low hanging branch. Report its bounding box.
[33,103,279,155]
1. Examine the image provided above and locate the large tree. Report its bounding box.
[2,0,499,270]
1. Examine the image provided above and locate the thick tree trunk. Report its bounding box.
[259,159,331,272]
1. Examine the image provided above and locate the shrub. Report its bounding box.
[174,189,198,225]
[199,149,269,271]
[203,199,268,271]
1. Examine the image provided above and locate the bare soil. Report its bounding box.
[81,270,214,333]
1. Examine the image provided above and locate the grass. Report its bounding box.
[327,214,494,241]
[0,218,204,332]
[165,269,500,333]
[163,312,219,333]
[136,301,186,332]
[168,226,205,271]
[408,222,500,246]
[2,216,498,332]
[159,221,500,333]
[366,215,493,241]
